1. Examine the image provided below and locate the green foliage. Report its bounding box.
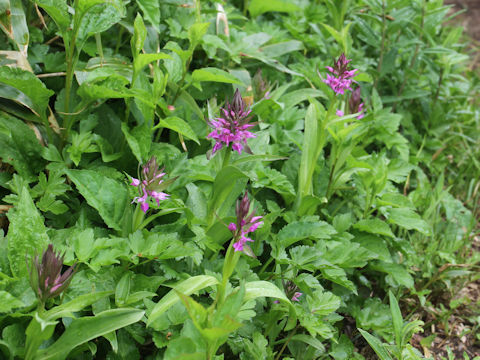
[0,0,477,358]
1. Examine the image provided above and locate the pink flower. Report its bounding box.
[228,192,263,253]
[336,109,344,117]
[207,89,256,155]
[130,157,171,213]
[291,292,302,302]
[324,53,358,95]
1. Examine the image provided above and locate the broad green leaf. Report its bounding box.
[121,122,151,163]
[135,0,160,29]
[387,208,431,235]
[73,228,94,262]
[232,154,287,166]
[0,291,24,313]
[147,275,218,326]
[354,219,395,238]
[245,281,297,331]
[207,165,248,224]
[35,0,70,33]
[192,68,242,84]
[36,309,144,360]
[248,0,300,17]
[260,40,304,58]
[0,112,45,181]
[45,291,113,320]
[370,261,414,289]
[244,281,289,303]
[279,88,326,109]
[358,329,393,360]
[278,220,336,247]
[134,53,171,75]
[307,290,341,316]
[188,22,210,48]
[76,0,125,46]
[157,116,200,144]
[7,187,49,277]
[0,66,53,119]
[66,170,129,231]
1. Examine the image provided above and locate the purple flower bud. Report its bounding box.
[291,292,302,302]
[336,109,344,117]
[130,178,140,186]
[28,244,75,303]
[228,223,237,232]
[348,87,365,119]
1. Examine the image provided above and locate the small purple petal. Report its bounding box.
[228,223,237,232]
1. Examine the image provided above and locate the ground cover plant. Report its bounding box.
[0,0,479,359]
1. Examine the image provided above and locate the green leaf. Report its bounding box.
[358,329,393,360]
[370,261,414,289]
[278,220,336,247]
[7,187,49,277]
[279,88,326,109]
[192,68,242,84]
[76,0,125,46]
[73,228,95,262]
[207,165,248,224]
[66,169,129,231]
[135,0,160,29]
[8,0,29,51]
[244,281,297,331]
[354,219,395,238]
[45,291,113,320]
[188,22,210,48]
[36,309,144,360]
[248,0,301,17]
[0,66,53,119]
[0,112,45,181]
[387,208,431,235]
[35,0,70,33]
[134,53,171,75]
[158,116,200,144]
[259,40,304,58]
[121,122,151,163]
[115,272,131,307]
[389,291,403,349]
[0,291,24,313]
[147,275,218,326]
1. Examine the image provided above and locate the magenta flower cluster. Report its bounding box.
[228,192,263,252]
[207,89,256,155]
[130,156,170,213]
[324,53,358,95]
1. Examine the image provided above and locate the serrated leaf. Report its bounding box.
[278,220,336,247]
[7,187,49,277]
[354,219,395,238]
[66,169,129,231]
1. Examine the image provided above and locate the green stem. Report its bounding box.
[132,204,146,232]
[95,33,104,64]
[258,257,273,275]
[222,145,232,168]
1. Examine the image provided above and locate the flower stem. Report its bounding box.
[222,145,232,168]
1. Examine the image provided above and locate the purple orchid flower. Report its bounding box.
[207,89,256,155]
[228,191,263,253]
[324,53,358,95]
[130,156,171,213]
